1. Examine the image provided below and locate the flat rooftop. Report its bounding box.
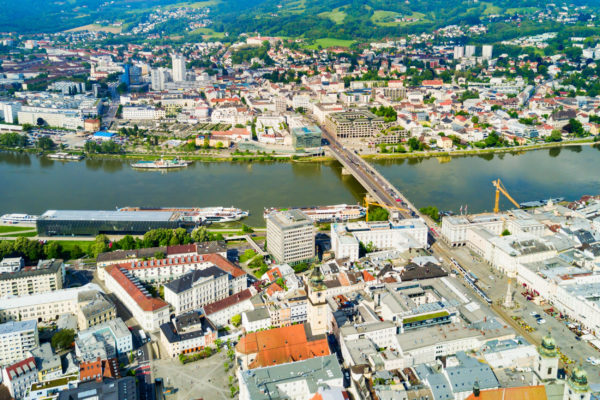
[40,209,176,222]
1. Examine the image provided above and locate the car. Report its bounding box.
[530,311,538,316]
[138,350,143,357]
[537,318,546,324]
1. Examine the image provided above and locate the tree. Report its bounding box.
[501,229,511,236]
[191,226,209,242]
[231,314,241,327]
[117,235,136,250]
[51,329,75,350]
[70,245,84,259]
[546,130,563,142]
[241,224,254,233]
[91,235,110,258]
[367,206,389,221]
[36,136,54,150]
[419,206,440,222]
[565,119,585,137]
[44,241,62,259]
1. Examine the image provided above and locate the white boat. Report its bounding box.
[47,152,84,161]
[264,204,366,222]
[131,157,190,169]
[117,206,249,224]
[1,213,39,224]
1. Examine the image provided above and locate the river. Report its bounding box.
[0,145,599,226]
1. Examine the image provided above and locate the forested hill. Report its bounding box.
[213,0,599,42]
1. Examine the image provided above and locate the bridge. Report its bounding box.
[321,129,421,220]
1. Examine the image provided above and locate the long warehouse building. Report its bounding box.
[36,209,187,236]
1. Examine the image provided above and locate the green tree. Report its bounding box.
[91,235,110,258]
[546,130,563,142]
[501,229,511,236]
[51,329,75,350]
[231,314,241,327]
[191,226,209,242]
[36,136,54,150]
[44,241,62,259]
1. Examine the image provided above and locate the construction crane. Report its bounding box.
[364,196,408,221]
[492,179,521,214]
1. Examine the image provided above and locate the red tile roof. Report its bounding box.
[362,270,376,282]
[236,324,330,369]
[204,288,253,315]
[203,253,246,278]
[105,265,169,312]
[5,357,36,380]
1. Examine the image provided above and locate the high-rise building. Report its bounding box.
[453,46,465,60]
[151,67,170,91]
[482,45,494,60]
[266,210,315,264]
[171,54,187,82]
[0,320,39,366]
[465,45,476,58]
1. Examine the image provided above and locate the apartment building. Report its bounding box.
[77,318,133,355]
[163,267,229,315]
[104,266,170,332]
[0,259,64,298]
[2,357,38,400]
[0,320,39,366]
[77,291,117,330]
[266,210,315,264]
[441,214,504,247]
[0,284,105,326]
[203,288,255,327]
[325,110,387,139]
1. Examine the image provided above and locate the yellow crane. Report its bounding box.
[364,196,408,221]
[492,179,521,213]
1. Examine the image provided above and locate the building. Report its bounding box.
[331,219,428,262]
[235,324,330,370]
[25,374,79,400]
[0,257,24,273]
[2,357,38,399]
[83,118,101,132]
[482,45,494,60]
[104,266,169,332]
[535,333,559,380]
[306,268,329,336]
[266,210,315,265]
[203,288,255,327]
[163,267,229,315]
[77,290,116,330]
[77,318,133,356]
[159,311,217,358]
[57,377,138,400]
[291,126,322,150]
[121,106,164,120]
[0,259,64,298]
[325,110,386,139]
[0,101,22,124]
[238,355,343,400]
[465,45,476,58]
[30,342,62,382]
[0,284,104,325]
[37,210,183,236]
[171,54,186,82]
[241,308,271,332]
[454,46,465,60]
[441,214,504,247]
[150,67,170,91]
[0,320,39,366]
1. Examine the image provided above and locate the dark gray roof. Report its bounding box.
[57,377,137,400]
[164,267,226,294]
[0,259,62,281]
[160,312,216,344]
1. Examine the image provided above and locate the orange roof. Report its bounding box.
[266,282,283,296]
[203,253,246,278]
[465,386,547,400]
[79,359,102,382]
[266,267,282,282]
[105,266,169,312]
[362,270,375,282]
[236,324,330,368]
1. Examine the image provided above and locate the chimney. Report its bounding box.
[473,380,480,397]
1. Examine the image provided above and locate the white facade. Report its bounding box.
[0,102,22,124]
[163,268,229,315]
[0,320,38,366]
[171,54,187,82]
[122,106,164,120]
[266,210,315,264]
[2,357,38,400]
[77,318,133,355]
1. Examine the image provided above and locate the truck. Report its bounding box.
[139,330,147,343]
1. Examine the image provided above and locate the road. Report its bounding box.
[102,83,120,129]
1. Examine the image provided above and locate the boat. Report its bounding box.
[131,157,190,169]
[519,197,565,208]
[264,204,366,223]
[47,152,84,161]
[1,213,39,224]
[117,206,249,224]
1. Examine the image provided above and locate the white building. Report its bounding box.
[331,219,428,262]
[159,312,217,358]
[266,210,315,264]
[0,257,24,273]
[104,265,169,332]
[441,214,504,247]
[150,67,170,91]
[482,45,494,60]
[2,357,38,399]
[241,308,271,332]
[0,101,22,124]
[454,46,465,60]
[203,288,255,327]
[171,54,187,82]
[77,318,133,355]
[0,259,64,298]
[163,267,229,315]
[0,320,39,366]
[121,106,165,120]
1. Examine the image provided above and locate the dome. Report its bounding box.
[539,333,558,358]
[568,365,589,393]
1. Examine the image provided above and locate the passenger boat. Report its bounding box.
[264,204,366,222]
[519,197,565,208]
[131,157,190,169]
[47,152,84,161]
[117,206,249,224]
[1,213,39,224]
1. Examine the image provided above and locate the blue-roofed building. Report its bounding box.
[291,125,322,149]
[92,131,116,141]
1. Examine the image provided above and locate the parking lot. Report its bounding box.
[152,350,233,400]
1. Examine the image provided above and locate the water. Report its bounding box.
[373,145,600,213]
[0,145,599,226]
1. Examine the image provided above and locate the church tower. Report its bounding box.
[306,267,328,336]
[563,365,591,400]
[535,333,559,380]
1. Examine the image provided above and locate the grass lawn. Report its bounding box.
[11,232,38,238]
[505,6,539,15]
[52,240,94,252]
[371,10,425,26]
[480,2,502,15]
[0,226,34,234]
[192,27,226,38]
[318,9,347,24]
[305,38,355,50]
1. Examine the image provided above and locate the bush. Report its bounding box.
[51,329,75,350]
